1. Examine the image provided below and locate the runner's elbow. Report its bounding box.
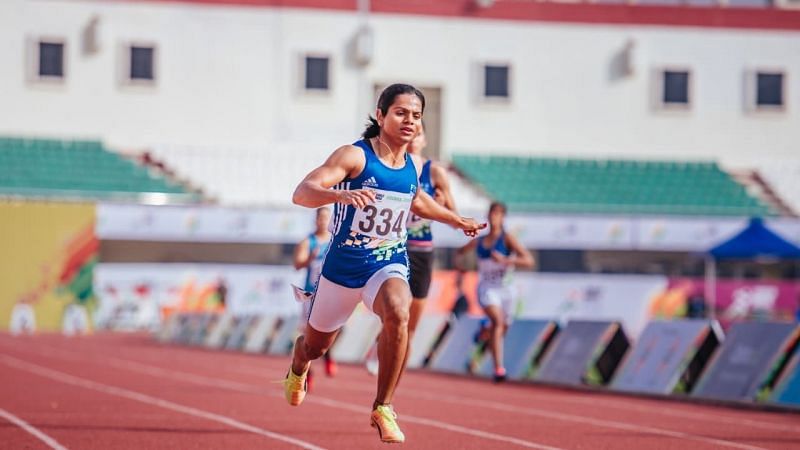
[292,188,312,207]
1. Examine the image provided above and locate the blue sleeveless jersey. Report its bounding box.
[407,160,435,248]
[304,233,330,292]
[321,139,419,288]
[476,232,513,286]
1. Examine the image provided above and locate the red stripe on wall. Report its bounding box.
[98,0,800,31]
[372,0,800,31]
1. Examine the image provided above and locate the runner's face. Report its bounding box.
[377,93,423,144]
[489,207,505,230]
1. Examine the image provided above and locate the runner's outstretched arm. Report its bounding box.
[292,145,376,208]
[410,190,485,237]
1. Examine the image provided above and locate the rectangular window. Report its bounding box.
[663,70,690,105]
[305,56,329,91]
[756,72,783,107]
[38,42,64,78]
[484,65,510,98]
[130,46,155,81]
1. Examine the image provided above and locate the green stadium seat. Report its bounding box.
[0,137,199,202]
[451,153,775,217]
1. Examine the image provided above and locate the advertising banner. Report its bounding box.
[1,201,97,332]
[611,320,720,394]
[97,203,800,251]
[693,322,799,401]
[94,263,303,330]
[653,278,800,327]
[772,345,800,408]
[96,203,315,244]
[535,320,619,386]
[427,271,666,340]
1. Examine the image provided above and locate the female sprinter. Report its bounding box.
[457,202,534,382]
[286,83,484,443]
[365,123,458,376]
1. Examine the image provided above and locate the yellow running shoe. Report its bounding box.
[370,404,405,444]
[283,368,308,406]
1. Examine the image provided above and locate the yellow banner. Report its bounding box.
[0,200,96,332]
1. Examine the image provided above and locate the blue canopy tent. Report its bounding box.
[704,217,800,319]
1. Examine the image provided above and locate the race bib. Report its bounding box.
[351,188,413,240]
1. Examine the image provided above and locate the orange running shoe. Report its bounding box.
[283,367,308,406]
[370,404,405,444]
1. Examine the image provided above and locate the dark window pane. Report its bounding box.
[485,65,509,98]
[757,73,783,106]
[39,42,63,77]
[663,70,689,104]
[130,46,154,80]
[305,57,329,90]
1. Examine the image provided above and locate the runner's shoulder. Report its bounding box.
[327,144,367,174]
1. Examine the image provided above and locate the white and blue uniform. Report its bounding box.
[300,233,330,326]
[476,233,517,320]
[308,139,418,333]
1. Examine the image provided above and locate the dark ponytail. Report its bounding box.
[363,117,381,139]
[362,83,426,139]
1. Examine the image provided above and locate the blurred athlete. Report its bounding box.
[292,207,336,388]
[457,202,534,382]
[365,123,458,376]
[285,83,485,443]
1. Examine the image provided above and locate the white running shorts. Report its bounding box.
[308,263,409,333]
[477,282,516,321]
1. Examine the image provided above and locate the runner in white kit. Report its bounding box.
[457,201,534,382]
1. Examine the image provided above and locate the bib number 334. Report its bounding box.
[352,190,411,240]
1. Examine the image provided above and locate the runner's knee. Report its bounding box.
[381,293,410,329]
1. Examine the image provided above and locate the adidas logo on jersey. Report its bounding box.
[362,176,379,187]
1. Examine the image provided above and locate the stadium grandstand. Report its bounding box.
[0,136,202,203]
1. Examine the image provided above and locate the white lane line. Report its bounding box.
[193,352,800,435]
[2,339,775,450]
[105,356,563,450]
[215,362,798,435]
[16,345,562,450]
[0,355,325,450]
[301,395,562,450]
[100,354,768,450]
[0,408,69,450]
[526,393,800,434]
[404,390,768,450]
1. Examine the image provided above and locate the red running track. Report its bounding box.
[0,333,798,450]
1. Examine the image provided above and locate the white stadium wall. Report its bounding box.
[1,0,799,162]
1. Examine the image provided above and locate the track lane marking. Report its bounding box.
[2,343,561,450]
[50,336,794,435]
[0,355,325,450]
[0,407,69,450]
[1,337,779,450]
